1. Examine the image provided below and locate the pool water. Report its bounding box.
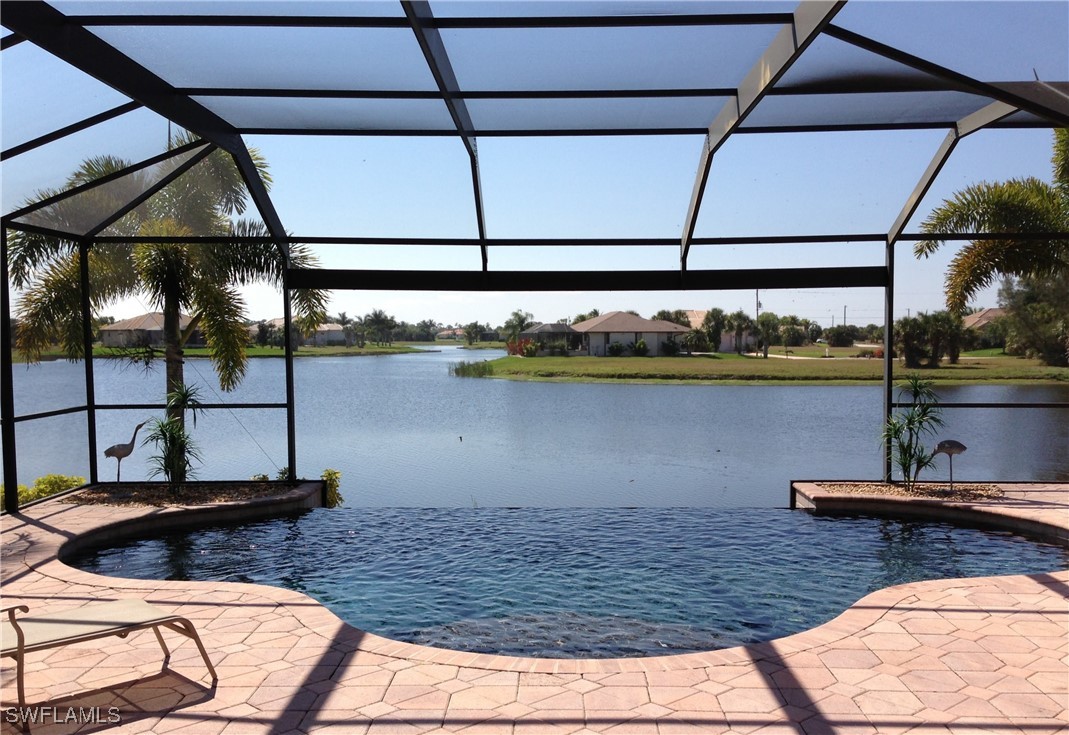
[70,508,1068,658]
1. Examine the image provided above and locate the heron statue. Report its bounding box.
[933,439,967,491]
[104,421,147,482]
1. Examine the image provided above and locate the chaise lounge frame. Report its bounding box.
[1,599,218,709]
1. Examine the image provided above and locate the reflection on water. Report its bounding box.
[7,347,1069,505]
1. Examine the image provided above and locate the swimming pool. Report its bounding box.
[69,507,1067,658]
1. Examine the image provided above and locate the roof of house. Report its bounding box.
[684,310,707,330]
[521,322,578,336]
[316,323,343,332]
[962,308,1006,330]
[571,311,690,334]
[101,312,194,331]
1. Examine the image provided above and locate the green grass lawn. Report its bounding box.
[477,353,1068,385]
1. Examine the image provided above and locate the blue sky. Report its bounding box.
[234,125,1060,328]
[2,1,1066,330]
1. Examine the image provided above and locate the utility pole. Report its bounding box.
[843,305,847,328]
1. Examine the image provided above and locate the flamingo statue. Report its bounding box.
[933,439,967,491]
[104,421,147,482]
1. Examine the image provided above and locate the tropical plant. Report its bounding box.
[822,325,854,348]
[755,312,780,358]
[725,310,753,354]
[894,316,927,368]
[463,321,482,346]
[651,309,691,327]
[572,308,599,325]
[145,383,204,485]
[363,309,396,346]
[882,375,944,490]
[629,338,649,357]
[681,329,708,354]
[321,468,343,508]
[505,337,535,356]
[10,132,329,430]
[701,308,726,352]
[998,273,1069,364]
[504,309,535,342]
[607,341,625,357]
[254,320,277,348]
[915,129,1068,364]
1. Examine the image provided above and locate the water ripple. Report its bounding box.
[71,507,1068,658]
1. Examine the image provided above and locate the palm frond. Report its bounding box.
[191,282,250,391]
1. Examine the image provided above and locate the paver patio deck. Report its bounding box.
[2,483,1066,734]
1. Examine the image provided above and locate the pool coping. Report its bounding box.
[2,482,1067,733]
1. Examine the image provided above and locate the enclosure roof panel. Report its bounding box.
[3,0,1067,250]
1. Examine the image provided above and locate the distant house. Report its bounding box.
[682,309,735,353]
[100,312,203,348]
[436,328,465,340]
[312,323,346,346]
[571,311,689,356]
[519,322,581,352]
[963,308,1006,330]
[247,317,307,347]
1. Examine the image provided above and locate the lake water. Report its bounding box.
[7,347,1068,506]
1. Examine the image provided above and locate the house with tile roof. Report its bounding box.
[962,307,1006,330]
[99,312,203,348]
[571,311,689,356]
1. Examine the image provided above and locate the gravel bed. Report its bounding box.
[815,482,1004,502]
[64,482,295,507]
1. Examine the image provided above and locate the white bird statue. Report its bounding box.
[104,421,147,482]
[933,439,967,491]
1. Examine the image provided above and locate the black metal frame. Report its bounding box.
[2,0,1067,512]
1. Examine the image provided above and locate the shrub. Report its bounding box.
[321,468,343,508]
[506,337,535,356]
[661,339,680,356]
[607,341,625,356]
[545,339,569,356]
[1,474,87,505]
[521,340,538,358]
[630,339,649,356]
[823,325,854,347]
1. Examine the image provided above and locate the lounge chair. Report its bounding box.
[1,599,218,708]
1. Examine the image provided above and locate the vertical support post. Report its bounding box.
[882,237,895,481]
[1,227,19,512]
[79,238,99,484]
[282,254,297,482]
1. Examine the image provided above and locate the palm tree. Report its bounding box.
[725,309,753,354]
[504,309,534,342]
[701,308,726,352]
[915,129,1068,313]
[755,312,780,358]
[364,309,396,345]
[10,133,328,428]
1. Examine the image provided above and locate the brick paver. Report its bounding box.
[2,483,1066,734]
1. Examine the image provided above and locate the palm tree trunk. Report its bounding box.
[164,296,184,428]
